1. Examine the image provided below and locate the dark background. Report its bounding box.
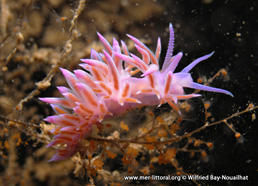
[159,0,258,185]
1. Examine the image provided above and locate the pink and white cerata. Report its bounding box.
[40,23,233,161]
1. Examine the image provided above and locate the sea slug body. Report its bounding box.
[40,23,233,161]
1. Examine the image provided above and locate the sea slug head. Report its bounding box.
[157,23,233,104]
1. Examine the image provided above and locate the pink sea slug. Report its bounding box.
[40,23,233,161]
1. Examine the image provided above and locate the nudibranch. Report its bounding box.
[40,23,233,161]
